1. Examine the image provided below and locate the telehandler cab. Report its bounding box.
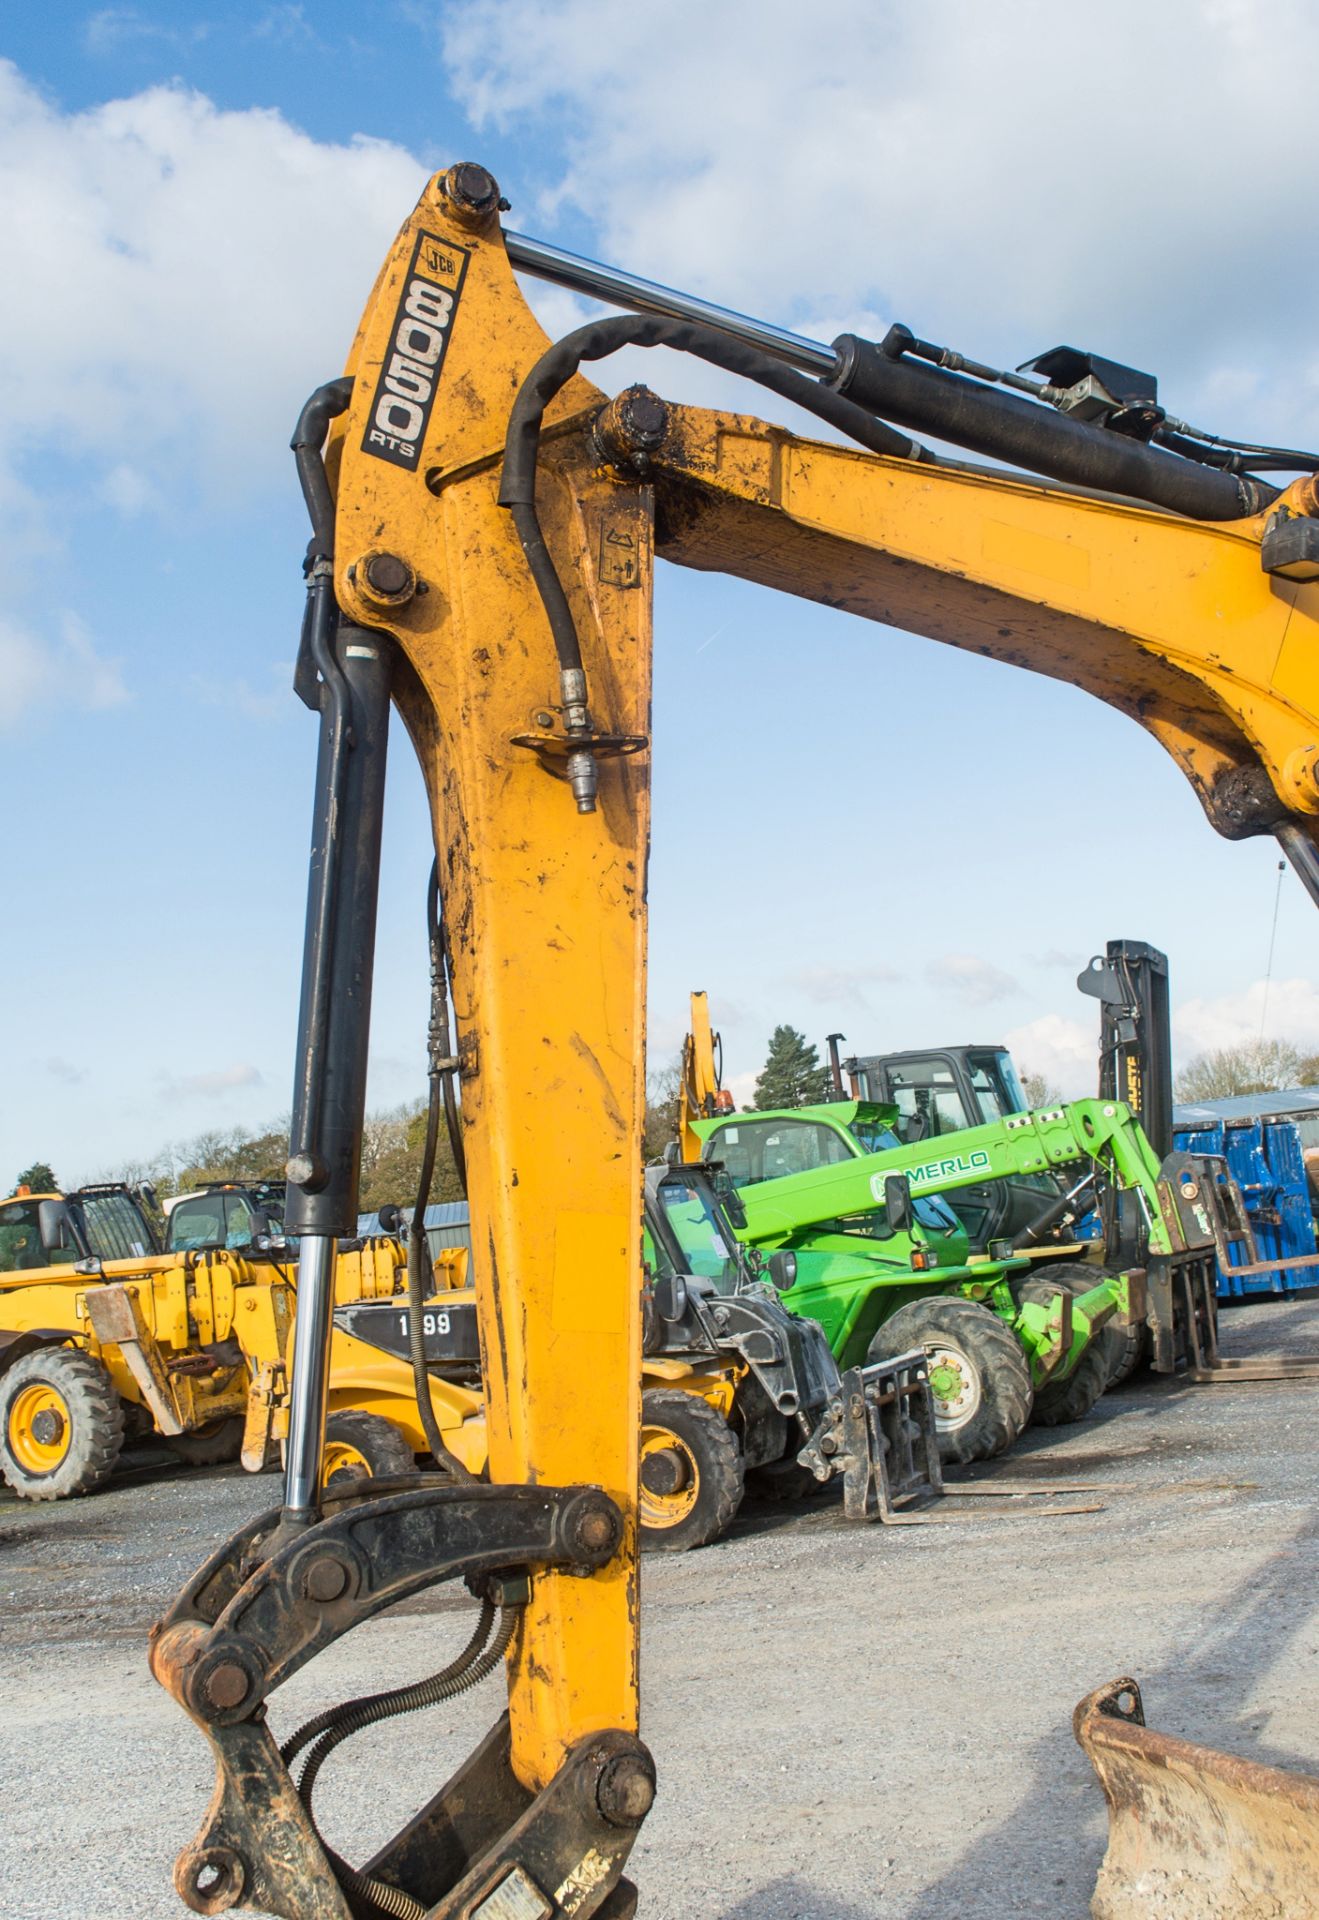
[147,161,1319,1918]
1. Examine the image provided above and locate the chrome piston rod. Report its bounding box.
[282,1232,338,1515]
[505,230,837,378]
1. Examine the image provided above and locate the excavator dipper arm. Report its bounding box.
[151,166,657,1920]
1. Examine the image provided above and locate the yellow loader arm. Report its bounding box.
[677,989,724,1161]
[151,158,1319,1920]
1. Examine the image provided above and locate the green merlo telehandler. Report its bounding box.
[691,1093,1217,1463]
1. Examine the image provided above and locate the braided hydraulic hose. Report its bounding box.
[406,861,474,1483]
[282,1598,521,1920]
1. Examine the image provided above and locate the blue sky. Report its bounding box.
[4,1,1319,1183]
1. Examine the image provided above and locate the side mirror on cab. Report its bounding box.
[883,1174,914,1236]
[38,1199,74,1254]
[653,1272,690,1324]
[766,1250,797,1291]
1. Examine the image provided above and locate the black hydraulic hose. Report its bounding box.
[405,863,473,1482]
[282,1599,519,1920]
[282,1598,496,1768]
[827,335,1276,521]
[291,376,353,562]
[429,862,468,1195]
[1154,426,1319,476]
[499,312,927,685]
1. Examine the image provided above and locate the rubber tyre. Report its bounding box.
[167,1416,245,1466]
[745,1458,821,1504]
[322,1411,416,1486]
[640,1388,744,1552]
[1105,1320,1152,1388]
[867,1296,1033,1465]
[0,1347,125,1501]
[1031,1335,1110,1426]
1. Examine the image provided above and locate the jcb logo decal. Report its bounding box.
[362,231,469,470]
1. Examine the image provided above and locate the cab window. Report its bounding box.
[705,1118,854,1187]
[654,1180,741,1290]
[643,1224,676,1279]
[167,1195,228,1252]
[78,1191,153,1260]
[885,1059,974,1138]
[0,1200,67,1272]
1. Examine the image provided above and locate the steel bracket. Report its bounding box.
[150,1478,649,1919]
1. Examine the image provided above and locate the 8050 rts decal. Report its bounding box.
[362,231,469,470]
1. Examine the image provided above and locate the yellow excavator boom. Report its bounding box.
[149,160,1319,1919]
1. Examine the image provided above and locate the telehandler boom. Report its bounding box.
[150,161,1319,1919]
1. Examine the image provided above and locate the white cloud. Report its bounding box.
[82,9,211,58]
[442,0,1319,445]
[779,963,903,1010]
[98,464,157,516]
[725,1069,758,1109]
[0,65,424,491]
[928,953,1020,1007]
[1174,978,1319,1058]
[1002,1014,1096,1098]
[0,621,53,728]
[0,65,425,730]
[44,1058,88,1088]
[158,1063,265,1099]
[0,613,127,728]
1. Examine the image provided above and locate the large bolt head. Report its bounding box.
[302,1555,349,1603]
[203,1661,251,1711]
[285,1151,326,1191]
[616,387,669,449]
[560,1491,623,1566]
[596,385,670,467]
[362,551,415,602]
[596,1752,657,1829]
[442,162,502,222]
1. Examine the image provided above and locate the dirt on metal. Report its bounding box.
[1076,1676,1319,1918]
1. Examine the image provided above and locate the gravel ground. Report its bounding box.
[5,1295,1319,1918]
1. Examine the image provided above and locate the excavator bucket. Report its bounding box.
[1075,1677,1319,1918]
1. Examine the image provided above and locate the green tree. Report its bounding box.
[15,1161,57,1193]
[1174,1038,1304,1102]
[752,1026,833,1109]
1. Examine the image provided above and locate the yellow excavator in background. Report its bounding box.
[147,161,1319,1919]
[677,989,732,1161]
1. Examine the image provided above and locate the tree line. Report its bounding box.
[16,1031,1319,1203]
